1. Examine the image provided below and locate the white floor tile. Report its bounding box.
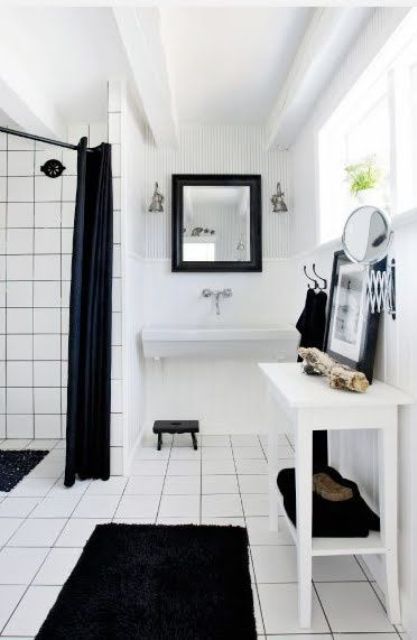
[235,459,267,475]
[258,583,329,634]
[85,477,127,495]
[202,474,238,494]
[200,516,245,526]
[9,478,56,497]
[231,435,260,447]
[333,635,398,640]
[246,517,294,546]
[3,585,60,637]
[242,493,269,516]
[170,447,200,460]
[173,434,200,448]
[202,435,231,447]
[0,497,40,518]
[0,547,48,584]
[202,459,235,475]
[156,516,200,525]
[27,440,58,450]
[315,582,394,632]
[72,495,119,519]
[27,463,63,479]
[163,475,200,495]
[233,446,264,460]
[125,476,165,495]
[113,517,155,524]
[0,439,31,450]
[252,586,265,635]
[33,548,82,585]
[130,460,168,476]
[30,496,79,518]
[0,585,26,632]
[0,518,24,545]
[238,475,268,494]
[134,447,170,460]
[47,479,90,497]
[313,556,367,582]
[251,545,297,583]
[201,447,234,460]
[55,519,109,547]
[158,495,200,518]
[202,493,243,518]
[115,494,159,519]
[167,460,200,476]
[265,635,331,640]
[277,445,295,459]
[8,518,66,547]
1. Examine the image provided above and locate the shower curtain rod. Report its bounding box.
[0,124,94,152]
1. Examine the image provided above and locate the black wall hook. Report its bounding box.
[303,265,318,289]
[312,264,327,290]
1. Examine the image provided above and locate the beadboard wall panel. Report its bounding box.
[143,124,290,259]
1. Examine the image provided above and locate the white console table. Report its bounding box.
[259,362,413,629]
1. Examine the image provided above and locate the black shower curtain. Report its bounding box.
[64,138,113,487]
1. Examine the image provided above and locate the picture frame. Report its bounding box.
[324,250,386,383]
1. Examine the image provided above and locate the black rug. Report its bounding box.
[36,523,257,640]
[0,449,49,492]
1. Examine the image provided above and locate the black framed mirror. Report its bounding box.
[172,174,262,272]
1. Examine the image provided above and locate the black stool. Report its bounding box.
[153,420,199,451]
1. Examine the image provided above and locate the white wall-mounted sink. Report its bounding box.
[142,325,298,360]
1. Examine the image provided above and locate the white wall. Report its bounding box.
[136,123,294,435]
[290,8,417,635]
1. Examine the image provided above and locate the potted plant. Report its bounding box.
[344,156,382,204]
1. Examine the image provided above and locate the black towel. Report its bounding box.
[296,289,328,471]
[296,289,327,358]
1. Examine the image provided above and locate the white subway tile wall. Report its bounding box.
[0,104,122,475]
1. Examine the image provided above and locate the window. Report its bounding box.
[318,9,417,243]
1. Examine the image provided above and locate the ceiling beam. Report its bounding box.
[267,7,373,150]
[113,7,178,148]
[0,9,64,138]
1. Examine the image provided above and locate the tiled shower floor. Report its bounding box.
[0,434,405,639]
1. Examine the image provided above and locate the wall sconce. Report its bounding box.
[148,182,164,212]
[271,182,288,212]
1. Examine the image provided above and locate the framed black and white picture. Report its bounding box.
[324,250,386,383]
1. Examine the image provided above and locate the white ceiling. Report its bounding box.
[160,7,313,124]
[0,8,128,126]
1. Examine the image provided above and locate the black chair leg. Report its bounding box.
[191,433,198,450]
[157,433,162,451]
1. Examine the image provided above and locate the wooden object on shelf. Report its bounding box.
[298,346,369,392]
[313,472,353,502]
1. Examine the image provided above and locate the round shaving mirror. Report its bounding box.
[342,205,392,264]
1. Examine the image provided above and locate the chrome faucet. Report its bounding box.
[202,288,233,315]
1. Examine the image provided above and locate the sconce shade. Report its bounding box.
[148,182,164,212]
[271,182,288,212]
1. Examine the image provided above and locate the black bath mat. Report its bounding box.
[36,523,257,640]
[0,449,49,492]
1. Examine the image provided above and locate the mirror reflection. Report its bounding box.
[182,186,251,262]
[342,205,392,264]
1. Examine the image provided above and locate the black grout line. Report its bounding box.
[312,581,335,638]
[154,435,174,524]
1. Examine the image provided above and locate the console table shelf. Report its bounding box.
[277,490,385,556]
[259,362,413,629]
